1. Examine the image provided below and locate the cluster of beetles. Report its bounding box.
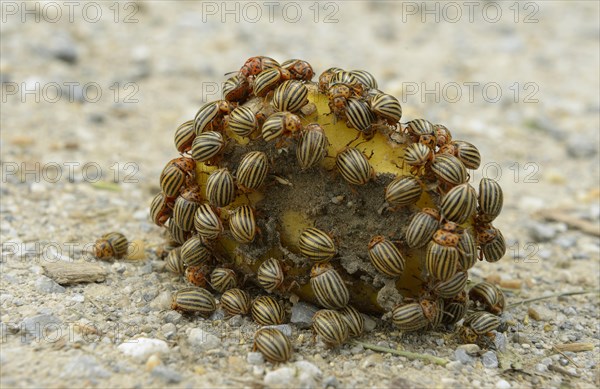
[140,56,509,362]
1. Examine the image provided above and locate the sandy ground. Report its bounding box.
[1,1,599,388]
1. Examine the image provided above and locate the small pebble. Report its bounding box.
[528,222,557,242]
[496,379,511,389]
[263,367,296,388]
[247,352,264,365]
[151,365,182,383]
[481,351,499,368]
[360,353,383,369]
[290,301,319,329]
[188,328,221,350]
[35,276,66,294]
[322,375,340,388]
[117,338,169,362]
[261,324,292,337]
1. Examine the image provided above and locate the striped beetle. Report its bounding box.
[440,183,477,224]
[150,192,174,227]
[251,295,286,326]
[191,131,225,165]
[345,98,376,136]
[335,147,374,185]
[223,74,251,102]
[405,119,436,149]
[229,205,258,244]
[430,154,468,188]
[405,208,440,248]
[350,69,378,89]
[253,67,292,97]
[296,123,328,170]
[174,120,196,154]
[404,142,433,174]
[281,59,314,81]
[432,270,468,298]
[298,227,336,262]
[159,157,196,198]
[441,291,468,325]
[167,219,192,245]
[385,175,423,208]
[194,100,232,135]
[391,302,428,332]
[210,267,237,293]
[228,105,258,138]
[460,311,501,343]
[312,309,349,346]
[310,263,350,309]
[220,288,251,316]
[458,229,477,270]
[194,203,223,241]
[330,70,358,87]
[94,232,128,260]
[236,151,269,191]
[262,111,302,142]
[257,257,285,293]
[206,168,236,208]
[253,327,293,363]
[338,305,365,337]
[239,56,280,78]
[171,287,216,316]
[318,67,343,93]
[453,140,481,170]
[370,93,402,125]
[475,223,506,263]
[425,222,462,281]
[173,186,203,231]
[272,80,309,113]
[367,236,405,277]
[165,247,185,275]
[180,236,212,267]
[468,281,505,315]
[477,178,503,223]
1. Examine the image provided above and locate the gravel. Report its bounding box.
[1,2,599,388]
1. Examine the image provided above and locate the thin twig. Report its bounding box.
[535,209,600,237]
[507,289,600,310]
[352,341,449,366]
[552,346,580,368]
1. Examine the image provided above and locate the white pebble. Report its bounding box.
[117,338,169,362]
[496,379,511,389]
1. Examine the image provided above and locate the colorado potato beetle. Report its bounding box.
[440,183,477,224]
[272,80,309,113]
[298,227,336,262]
[350,69,378,89]
[253,327,293,363]
[180,236,212,267]
[370,93,402,125]
[385,175,422,207]
[310,263,350,309]
[335,147,374,186]
[223,74,251,102]
[296,123,328,170]
[312,309,349,346]
[425,222,462,281]
[159,157,196,198]
[150,192,174,227]
[194,100,232,135]
[367,236,405,277]
[236,151,269,191]
[191,131,225,165]
[171,287,216,316]
[261,111,302,142]
[253,67,292,97]
[468,281,505,315]
[221,288,251,316]
[174,120,196,154]
[210,267,237,293]
[239,56,280,78]
[229,205,258,244]
[228,105,258,138]
[165,247,185,275]
[257,257,285,293]
[281,59,314,82]
[206,168,236,208]
[338,305,365,337]
[405,208,440,248]
[194,203,223,240]
[477,178,503,223]
[94,232,128,260]
[173,186,203,231]
[251,295,286,326]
